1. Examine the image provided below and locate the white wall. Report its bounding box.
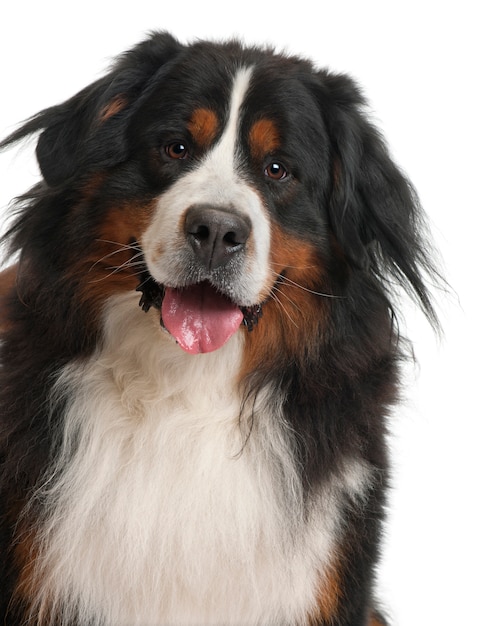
[1,2,490,624]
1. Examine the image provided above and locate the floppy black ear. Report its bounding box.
[315,72,439,326]
[0,31,183,186]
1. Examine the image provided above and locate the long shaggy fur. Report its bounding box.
[0,32,439,625]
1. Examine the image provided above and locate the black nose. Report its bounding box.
[184,205,252,271]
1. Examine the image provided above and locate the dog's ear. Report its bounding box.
[313,72,439,325]
[0,31,183,186]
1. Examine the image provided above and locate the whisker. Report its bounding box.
[106,259,145,268]
[106,261,147,272]
[88,251,146,284]
[270,261,317,270]
[89,240,143,270]
[272,271,344,299]
[89,240,144,273]
[135,273,154,289]
[270,291,299,328]
[271,283,303,316]
[106,253,146,271]
[95,239,141,251]
[88,269,127,284]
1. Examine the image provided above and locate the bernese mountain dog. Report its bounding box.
[0,32,439,625]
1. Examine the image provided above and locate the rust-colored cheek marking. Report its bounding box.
[188,108,219,149]
[241,223,327,378]
[75,198,157,310]
[248,118,280,160]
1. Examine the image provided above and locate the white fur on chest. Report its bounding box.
[32,293,367,626]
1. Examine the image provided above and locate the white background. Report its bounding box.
[1,1,490,624]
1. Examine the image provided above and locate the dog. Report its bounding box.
[0,31,439,625]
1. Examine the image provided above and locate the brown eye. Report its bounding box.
[164,141,189,160]
[265,162,288,180]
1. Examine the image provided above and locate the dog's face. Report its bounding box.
[133,49,332,353]
[5,33,435,357]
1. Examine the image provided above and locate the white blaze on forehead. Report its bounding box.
[181,65,254,206]
[143,66,272,306]
[205,66,253,177]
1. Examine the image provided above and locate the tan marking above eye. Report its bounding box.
[249,118,280,160]
[187,108,219,148]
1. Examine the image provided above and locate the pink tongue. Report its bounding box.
[161,283,244,354]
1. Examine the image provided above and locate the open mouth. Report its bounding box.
[136,268,263,354]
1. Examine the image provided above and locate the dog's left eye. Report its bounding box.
[164,141,189,160]
[264,162,288,181]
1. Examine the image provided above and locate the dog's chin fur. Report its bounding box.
[0,31,439,626]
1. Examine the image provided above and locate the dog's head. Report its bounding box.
[1,32,438,356]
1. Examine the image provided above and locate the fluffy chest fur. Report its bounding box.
[30,293,369,625]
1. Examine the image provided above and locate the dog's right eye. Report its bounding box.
[163,141,189,160]
[264,161,288,181]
